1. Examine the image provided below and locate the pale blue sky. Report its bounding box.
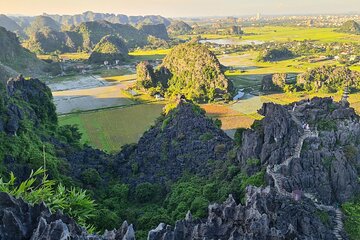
[0,0,359,17]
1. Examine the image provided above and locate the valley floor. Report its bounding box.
[47,27,360,153]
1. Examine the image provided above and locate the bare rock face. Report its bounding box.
[148,186,346,240]
[0,192,135,240]
[239,97,360,205]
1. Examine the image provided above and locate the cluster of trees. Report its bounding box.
[297,65,360,93]
[69,159,266,238]
[256,47,295,62]
[260,66,360,94]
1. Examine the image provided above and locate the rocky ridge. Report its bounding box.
[240,97,360,204]
[0,192,136,240]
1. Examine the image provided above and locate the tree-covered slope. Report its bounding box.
[136,43,233,102]
[0,14,24,37]
[0,27,46,82]
[88,35,129,64]
[24,29,83,53]
[167,21,192,35]
[76,20,149,50]
[297,65,360,92]
[25,16,61,37]
[139,24,169,40]
[161,43,233,101]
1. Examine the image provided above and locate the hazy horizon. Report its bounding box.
[1,0,359,18]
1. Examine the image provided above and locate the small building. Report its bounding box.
[154,94,165,101]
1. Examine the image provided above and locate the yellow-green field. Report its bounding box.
[242,26,360,43]
[219,51,354,91]
[38,52,90,61]
[59,104,165,153]
[179,26,360,43]
[129,49,171,61]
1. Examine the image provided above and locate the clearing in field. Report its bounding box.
[59,103,165,153]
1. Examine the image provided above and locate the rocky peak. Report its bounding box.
[122,102,234,184]
[239,97,360,205]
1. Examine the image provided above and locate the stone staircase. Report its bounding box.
[267,111,344,240]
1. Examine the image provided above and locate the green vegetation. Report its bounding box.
[59,104,165,153]
[136,43,234,102]
[257,47,294,62]
[0,168,95,229]
[0,26,47,82]
[315,210,330,226]
[167,21,192,35]
[342,197,360,240]
[188,26,360,43]
[76,21,149,51]
[88,35,129,64]
[163,43,233,102]
[25,16,61,37]
[297,65,360,93]
[138,24,169,40]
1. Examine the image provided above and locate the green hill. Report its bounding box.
[24,29,83,53]
[167,21,192,35]
[76,21,149,50]
[139,24,169,40]
[45,11,171,26]
[0,27,46,82]
[88,35,129,64]
[23,20,150,54]
[25,16,61,37]
[137,43,233,102]
[338,20,360,34]
[0,14,24,38]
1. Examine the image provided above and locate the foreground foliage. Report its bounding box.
[0,168,96,229]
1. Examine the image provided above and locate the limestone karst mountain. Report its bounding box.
[138,24,169,40]
[338,20,360,34]
[136,43,234,102]
[25,16,61,36]
[0,27,47,83]
[88,35,129,64]
[0,74,359,239]
[167,21,192,35]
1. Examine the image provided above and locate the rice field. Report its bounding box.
[178,26,360,43]
[59,103,165,153]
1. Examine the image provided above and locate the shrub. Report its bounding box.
[246,158,261,167]
[317,119,337,131]
[213,119,222,128]
[81,168,102,187]
[200,132,214,141]
[0,168,96,229]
